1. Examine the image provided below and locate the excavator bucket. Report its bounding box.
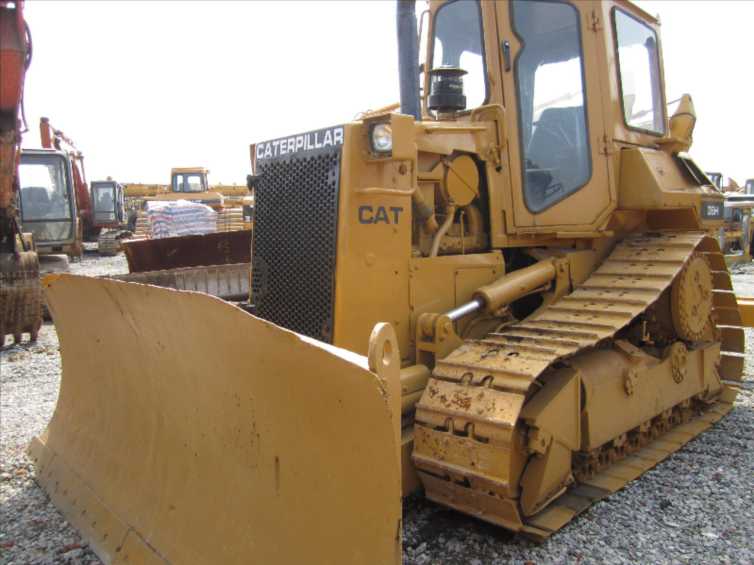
[30,274,401,565]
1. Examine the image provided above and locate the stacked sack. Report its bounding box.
[146,200,217,239]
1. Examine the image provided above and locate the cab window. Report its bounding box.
[93,184,115,212]
[613,9,665,134]
[431,0,487,109]
[512,0,591,213]
[19,154,73,221]
[173,173,206,193]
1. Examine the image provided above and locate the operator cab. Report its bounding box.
[18,149,77,249]
[91,179,125,227]
[420,0,713,235]
[171,168,208,193]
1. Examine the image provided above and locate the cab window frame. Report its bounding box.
[428,0,490,113]
[611,7,666,137]
[510,0,594,214]
[172,173,207,193]
[18,152,76,223]
[92,181,117,213]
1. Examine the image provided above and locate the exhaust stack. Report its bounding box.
[396,0,421,120]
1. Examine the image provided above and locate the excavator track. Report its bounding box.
[0,250,42,344]
[97,230,129,256]
[414,232,744,539]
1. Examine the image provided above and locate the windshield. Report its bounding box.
[431,0,486,110]
[172,173,206,193]
[19,154,73,221]
[92,183,116,212]
[614,9,665,134]
[512,0,591,213]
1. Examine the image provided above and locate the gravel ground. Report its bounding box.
[1,256,752,564]
[67,244,129,278]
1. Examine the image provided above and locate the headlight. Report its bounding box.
[370,123,393,153]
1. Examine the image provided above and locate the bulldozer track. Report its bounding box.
[521,386,739,540]
[414,232,744,539]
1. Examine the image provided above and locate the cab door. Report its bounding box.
[495,0,615,233]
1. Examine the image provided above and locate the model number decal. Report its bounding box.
[701,201,723,219]
[358,205,404,224]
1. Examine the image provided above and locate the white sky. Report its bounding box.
[20,0,754,186]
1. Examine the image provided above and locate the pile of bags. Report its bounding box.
[146,200,217,239]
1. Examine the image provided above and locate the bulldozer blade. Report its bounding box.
[123,230,251,273]
[110,262,251,301]
[30,274,401,565]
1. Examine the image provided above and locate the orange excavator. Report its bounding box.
[20,118,129,258]
[38,117,91,248]
[0,0,41,345]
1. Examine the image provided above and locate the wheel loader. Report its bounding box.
[30,1,749,563]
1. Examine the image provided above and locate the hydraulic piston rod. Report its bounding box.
[446,297,484,321]
[445,259,557,321]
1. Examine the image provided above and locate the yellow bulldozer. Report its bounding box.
[30,1,750,563]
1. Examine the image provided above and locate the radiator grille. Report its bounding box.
[252,150,341,342]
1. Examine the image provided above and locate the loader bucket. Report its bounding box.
[30,274,401,565]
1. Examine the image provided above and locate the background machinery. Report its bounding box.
[36,117,91,255]
[126,167,250,238]
[31,1,750,562]
[91,178,130,255]
[704,171,754,262]
[720,192,754,263]
[117,165,252,292]
[26,117,131,256]
[706,171,723,190]
[122,181,166,233]
[112,167,254,299]
[18,147,79,260]
[0,0,40,345]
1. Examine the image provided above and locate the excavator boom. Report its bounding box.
[0,0,41,344]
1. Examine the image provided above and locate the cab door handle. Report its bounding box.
[501,40,512,72]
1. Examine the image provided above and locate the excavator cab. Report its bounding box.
[91,179,125,228]
[18,148,77,254]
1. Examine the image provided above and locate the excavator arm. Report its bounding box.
[0,0,30,247]
[0,0,41,344]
